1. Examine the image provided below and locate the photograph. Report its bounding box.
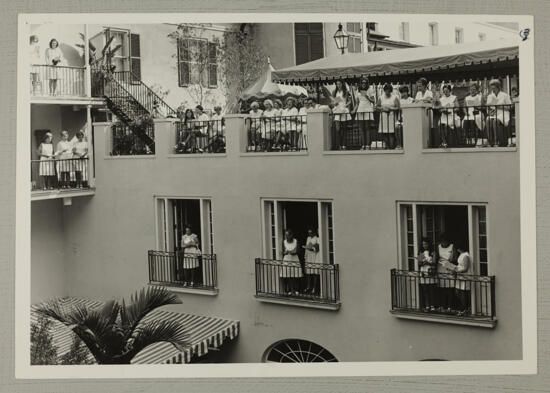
[15,13,536,378]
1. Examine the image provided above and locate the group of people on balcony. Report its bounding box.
[416,233,472,316]
[36,130,89,190]
[280,229,322,297]
[29,35,67,96]
[175,104,226,154]
[246,96,317,152]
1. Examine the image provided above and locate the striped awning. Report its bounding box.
[31,298,239,364]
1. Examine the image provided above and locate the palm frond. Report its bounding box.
[102,36,115,57]
[121,287,181,333]
[123,319,189,362]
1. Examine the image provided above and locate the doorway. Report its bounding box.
[281,201,319,262]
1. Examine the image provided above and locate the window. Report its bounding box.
[262,339,338,363]
[455,27,464,44]
[429,22,439,46]
[294,23,324,65]
[155,197,214,254]
[346,22,362,53]
[177,38,218,88]
[366,22,378,31]
[399,22,410,42]
[261,199,334,263]
[105,28,142,80]
[398,203,488,275]
[479,32,487,41]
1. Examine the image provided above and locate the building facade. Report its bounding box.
[29,23,523,363]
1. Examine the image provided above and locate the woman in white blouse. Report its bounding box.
[261,99,280,150]
[436,84,460,148]
[448,241,471,316]
[181,225,201,287]
[353,78,376,150]
[303,228,321,295]
[331,80,352,150]
[414,77,433,104]
[463,83,486,147]
[72,130,88,188]
[485,79,512,147]
[55,130,73,189]
[44,39,66,95]
[280,229,302,296]
[280,97,299,151]
[376,84,400,149]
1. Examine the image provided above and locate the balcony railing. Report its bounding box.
[245,115,308,152]
[175,120,226,154]
[148,250,218,291]
[427,104,516,148]
[111,123,155,156]
[30,65,86,97]
[255,258,340,306]
[31,158,91,191]
[329,110,403,151]
[390,269,496,323]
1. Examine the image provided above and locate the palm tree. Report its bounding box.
[35,287,189,364]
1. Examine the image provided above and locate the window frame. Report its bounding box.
[399,22,410,42]
[176,37,218,88]
[293,23,325,65]
[455,27,464,44]
[429,22,439,46]
[396,201,490,275]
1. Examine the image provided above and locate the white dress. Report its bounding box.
[455,252,471,290]
[437,244,455,288]
[486,91,512,126]
[182,234,201,269]
[44,47,65,79]
[463,93,484,131]
[415,89,433,103]
[355,89,375,121]
[419,250,436,285]
[304,236,320,274]
[38,143,55,176]
[211,113,225,136]
[332,91,351,122]
[280,238,302,278]
[281,107,298,133]
[438,94,460,128]
[72,141,88,180]
[55,140,73,175]
[261,108,280,138]
[248,109,263,133]
[378,94,398,133]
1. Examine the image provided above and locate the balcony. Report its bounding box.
[148,250,218,295]
[390,269,496,328]
[244,115,307,153]
[254,258,340,310]
[30,65,86,98]
[110,123,155,156]
[31,158,95,201]
[174,119,225,154]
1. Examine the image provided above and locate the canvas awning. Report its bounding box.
[241,59,308,102]
[31,297,239,364]
[271,39,519,85]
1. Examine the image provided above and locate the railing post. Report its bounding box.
[401,103,430,152]
[224,114,247,155]
[307,107,330,154]
[153,119,177,157]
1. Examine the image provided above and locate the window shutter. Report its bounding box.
[294,34,309,65]
[129,33,141,81]
[294,23,324,65]
[309,34,324,61]
[208,42,218,87]
[177,39,190,87]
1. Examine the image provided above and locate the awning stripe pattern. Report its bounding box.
[31,298,239,364]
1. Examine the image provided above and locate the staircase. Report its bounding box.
[99,69,177,154]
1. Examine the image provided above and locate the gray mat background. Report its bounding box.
[1,1,548,392]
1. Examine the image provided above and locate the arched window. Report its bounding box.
[262,339,338,363]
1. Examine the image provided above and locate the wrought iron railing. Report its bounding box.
[148,250,217,290]
[30,65,86,97]
[31,157,90,191]
[245,115,308,152]
[427,104,516,148]
[255,258,340,305]
[390,269,496,320]
[329,110,402,151]
[111,122,155,156]
[175,119,225,154]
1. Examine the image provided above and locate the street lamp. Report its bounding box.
[333,23,350,54]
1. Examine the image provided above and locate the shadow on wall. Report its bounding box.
[59,43,84,67]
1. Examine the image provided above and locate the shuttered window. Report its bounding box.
[177,38,217,88]
[177,39,190,87]
[294,23,324,65]
[129,33,141,82]
[208,42,218,87]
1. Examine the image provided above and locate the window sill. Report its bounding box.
[105,155,156,159]
[240,151,309,157]
[167,153,227,158]
[390,309,497,328]
[422,147,517,154]
[323,149,404,155]
[148,282,218,296]
[255,294,340,311]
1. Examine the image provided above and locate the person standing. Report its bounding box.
[434,232,458,313]
[180,226,201,287]
[414,77,433,103]
[376,84,400,149]
[353,78,376,150]
[450,242,472,316]
[463,83,486,147]
[331,80,352,150]
[418,238,436,312]
[37,132,55,190]
[281,229,302,296]
[29,35,42,95]
[72,130,88,188]
[55,130,73,189]
[45,38,65,95]
[281,97,299,151]
[436,84,460,148]
[303,228,321,295]
[485,79,512,147]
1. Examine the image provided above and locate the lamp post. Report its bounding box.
[333,23,350,55]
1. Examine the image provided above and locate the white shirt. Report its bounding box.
[415,89,433,103]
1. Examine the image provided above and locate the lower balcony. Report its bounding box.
[31,158,95,201]
[254,258,340,310]
[148,250,218,295]
[390,269,497,328]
